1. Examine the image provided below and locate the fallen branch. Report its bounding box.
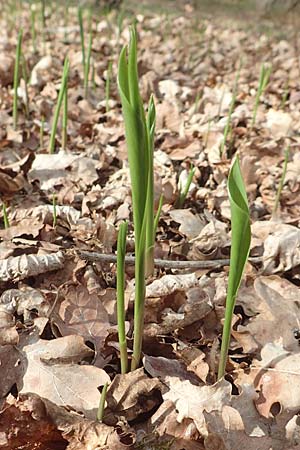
[76,250,263,270]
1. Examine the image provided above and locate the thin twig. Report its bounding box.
[76,250,263,270]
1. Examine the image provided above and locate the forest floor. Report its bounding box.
[1,1,300,449]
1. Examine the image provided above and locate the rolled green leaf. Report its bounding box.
[117,221,128,374]
[218,157,251,379]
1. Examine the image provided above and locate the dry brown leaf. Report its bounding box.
[19,331,109,418]
[53,283,114,367]
[105,368,162,425]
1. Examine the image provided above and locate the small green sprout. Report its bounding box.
[2,203,9,229]
[97,382,108,422]
[273,145,290,217]
[106,60,112,113]
[117,221,128,374]
[251,63,271,128]
[220,60,241,157]
[78,6,85,68]
[118,26,156,370]
[52,194,57,227]
[176,166,196,208]
[40,115,45,148]
[48,57,69,154]
[30,2,37,53]
[218,157,251,380]
[62,72,68,150]
[21,55,29,119]
[13,29,23,130]
[84,26,93,99]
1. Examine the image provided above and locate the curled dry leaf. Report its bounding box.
[252,221,300,274]
[104,368,162,425]
[19,332,110,418]
[0,217,44,240]
[233,275,300,354]
[0,251,65,283]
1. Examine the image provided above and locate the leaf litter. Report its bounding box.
[1,1,300,449]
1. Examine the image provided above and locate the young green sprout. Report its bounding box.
[251,63,271,128]
[84,26,93,99]
[118,26,156,371]
[13,29,23,130]
[40,115,45,148]
[62,72,68,149]
[272,145,290,217]
[218,157,251,380]
[30,2,37,53]
[97,382,108,422]
[52,193,57,227]
[117,221,128,374]
[21,55,29,119]
[48,57,69,154]
[2,203,9,229]
[78,6,85,68]
[106,60,112,113]
[220,60,241,158]
[176,166,196,208]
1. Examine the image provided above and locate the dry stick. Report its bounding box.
[77,250,262,270]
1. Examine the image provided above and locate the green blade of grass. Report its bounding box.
[13,29,23,130]
[78,6,85,69]
[84,27,93,99]
[272,145,290,217]
[117,221,128,374]
[176,165,196,208]
[97,382,108,422]
[251,63,271,128]
[2,203,9,229]
[48,57,69,154]
[61,74,68,149]
[218,157,251,380]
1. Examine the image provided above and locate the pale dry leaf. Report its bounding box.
[19,332,109,418]
[0,217,44,240]
[265,109,292,139]
[146,273,200,298]
[0,251,65,283]
[169,209,205,240]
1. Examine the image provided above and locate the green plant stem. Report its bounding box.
[273,145,290,216]
[13,29,23,130]
[40,115,45,148]
[78,6,85,71]
[176,166,195,208]
[106,60,112,113]
[30,3,37,52]
[218,158,251,380]
[84,28,93,99]
[2,203,9,229]
[153,194,163,234]
[21,56,29,119]
[48,58,69,154]
[62,78,68,149]
[117,221,128,374]
[97,382,108,422]
[251,63,271,128]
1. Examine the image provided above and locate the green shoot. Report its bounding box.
[153,194,163,235]
[118,26,156,371]
[220,60,241,157]
[251,63,271,128]
[84,27,93,99]
[272,145,290,217]
[176,166,195,208]
[218,157,251,380]
[52,194,57,227]
[193,91,201,115]
[48,58,69,154]
[30,2,37,53]
[2,203,9,229]
[97,382,108,422]
[78,6,85,68]
[281,78,289,109]
[106,60,112,113]
[21,55,29,119]
[92,62,96,91]
[62,73,68,149]
[117,221,128,374]
[13,29,23,130]
[40,115,45,148]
